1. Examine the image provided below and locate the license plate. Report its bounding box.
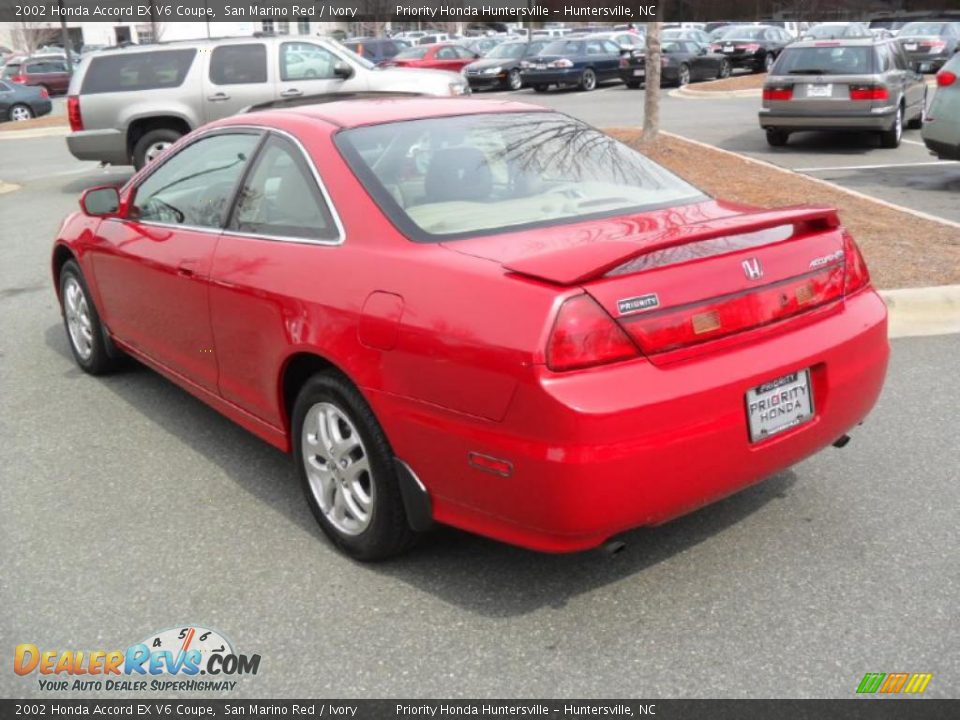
[723,45,735,53]
[745,370,814,442]
[805,83,833,98]
[535,63,546,69]
[633,69,645,77]
[904,43,917,51]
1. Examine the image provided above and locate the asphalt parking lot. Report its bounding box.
[1,94,958,700]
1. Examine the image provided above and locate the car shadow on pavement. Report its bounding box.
[45,321,797,618]
[720,127,920,156]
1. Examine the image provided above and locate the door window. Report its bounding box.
[229,134,339,241]
[436,46,458,60]
[281,42,338,80]
[132,133,260,229]
[210,44,267,85]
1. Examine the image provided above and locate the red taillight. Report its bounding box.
[620,266,846,355]
[763,86,793,101]
[849,85,888,101]
[10,75,26,84]
[740,43,761,52]
[39,86,49,98]
[546,294,638,372]
[842,233,870,295]
[937,70,957,87]
[67,95,83,132]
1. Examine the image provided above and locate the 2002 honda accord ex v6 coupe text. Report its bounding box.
[52,98,889,560]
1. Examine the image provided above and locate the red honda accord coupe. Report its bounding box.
[52,98,889,560]
[379,43,480,72]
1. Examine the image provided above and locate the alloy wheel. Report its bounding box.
[10,104,33,122]
[63,276,94,361]
[508,69,522,91]
[679,65,690,86]
[719,60,731,79]
[144,141,172,164]
[301,401,375,536]
[582,70,596,90]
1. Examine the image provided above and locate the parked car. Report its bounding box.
[520,36,623,92]
[4,56,72,95]
[896,22,960,73]
[710,25,793,73]
[589,31,647,51]
[663,28,713,45]
[620,40,732,88]
[922,54,960,159]
[379,43,480,72]
[343,37,406,65]
[417,33,453,46]
[759,37,927,147]
[462,37,503,56]
[802,23,872,40]
[64,36,470,169]
[51,97,888,560]
[463,40,549,91]
[0,80,52,121]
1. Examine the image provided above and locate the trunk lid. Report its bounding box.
[444,201,850,363]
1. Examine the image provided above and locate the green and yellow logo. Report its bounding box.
[857,672,933,694]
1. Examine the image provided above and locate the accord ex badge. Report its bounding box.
[809,249,845,269]
[617,294,660,316]
[742,257,763,281]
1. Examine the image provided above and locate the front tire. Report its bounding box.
[718,59,731,79]
[59,260,118,375]
[758,53,774,74]
[292,373,418,561]
[906,90,926,130]
[8,103,34,122]
[578,68,597,91]
[506,68,522,91]
[133,128,183,170]
[676,63,691,87]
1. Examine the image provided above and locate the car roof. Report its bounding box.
[788,36,884,48]
[238,97,549,130]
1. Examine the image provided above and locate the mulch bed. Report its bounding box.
[0,114,67,131]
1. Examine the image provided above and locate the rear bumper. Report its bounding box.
[521,68,581,85]
[922,135,960,159]
[759,107,896,131]
[31,98,53,117]
[66,128,129,165]
[373,290,889,553]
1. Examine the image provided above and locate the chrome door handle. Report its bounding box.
[207,93,230,102]
[280,88,303,98]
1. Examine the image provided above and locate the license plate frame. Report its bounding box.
[904,43,918,51]
[745,369,815,443]
[633,68,645,77]
[805,83,833,98]
[723,45,735,53]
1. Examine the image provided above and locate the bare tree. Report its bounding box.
[9,21,59,55]
[641,20,662,148]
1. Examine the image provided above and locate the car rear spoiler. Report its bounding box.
[503,205,841,285]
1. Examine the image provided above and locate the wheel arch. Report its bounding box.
[279,350,354,435]
[126,115,192,161]
[51,242,78,301]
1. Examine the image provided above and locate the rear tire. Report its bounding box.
[625,80,642,89]
[8,103,34,122]
[133,128,183,170]
[760,53,775,73]
[718,59,731,79]
[676,63,691,87]
[506,68,522,91]
[533,84,549,92]
[879,105,903,148]
[59,260,119,376]
[766,129,790,147]
[578,68,597,91]
[292,372,419,561]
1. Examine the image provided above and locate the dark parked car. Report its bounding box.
[896,22,960,73]
[4,56,72,95]
[0,80,52,122]
[520,36,623,92]
[463,40,549,91]
[710,25,793,73]
[663,28,713,45]
[343,37,406,64]
[620,40,732,88]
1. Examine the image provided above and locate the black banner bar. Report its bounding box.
[1,700,958,719]
[1,0,959,24]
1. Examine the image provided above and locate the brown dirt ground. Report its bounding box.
[608,129,960,289]
[0,113,67,131]
[688,72,767,92]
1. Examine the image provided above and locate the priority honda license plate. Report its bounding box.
[745,370,814,442]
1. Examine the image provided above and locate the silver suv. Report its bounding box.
[66,35,470,169]
[759,37,926,148]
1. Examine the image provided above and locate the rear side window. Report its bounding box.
[81,49,196,94]
[210,44,267,85]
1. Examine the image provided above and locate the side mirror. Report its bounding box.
[79,186,120,217]
[333,61,354,80]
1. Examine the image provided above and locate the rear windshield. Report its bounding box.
[774,46,874,75]
[80,49,196,94]
[899,22,952,36]
[334,112,704,242]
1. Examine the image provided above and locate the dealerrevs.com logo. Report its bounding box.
[14,625,260,693]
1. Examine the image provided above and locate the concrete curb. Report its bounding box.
[0,181,20,194]
[661,131,960,231]
[671,86,761,99]
[881,285,960,338]
[0,126,69,140]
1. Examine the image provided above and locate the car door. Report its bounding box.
[595,40,622,79]
[210,131,344,426]
[0,81,12,117]
[891,41,925,117]
[277,41,364,98]
[450,46,480,71]
[202,42,272,123]
[89,130,262,391]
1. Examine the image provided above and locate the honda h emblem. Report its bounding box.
[742,258,763,280]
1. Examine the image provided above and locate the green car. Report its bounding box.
[922,53,960,160]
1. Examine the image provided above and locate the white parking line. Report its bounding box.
[901,139,927,146]
[796,161,959,172]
